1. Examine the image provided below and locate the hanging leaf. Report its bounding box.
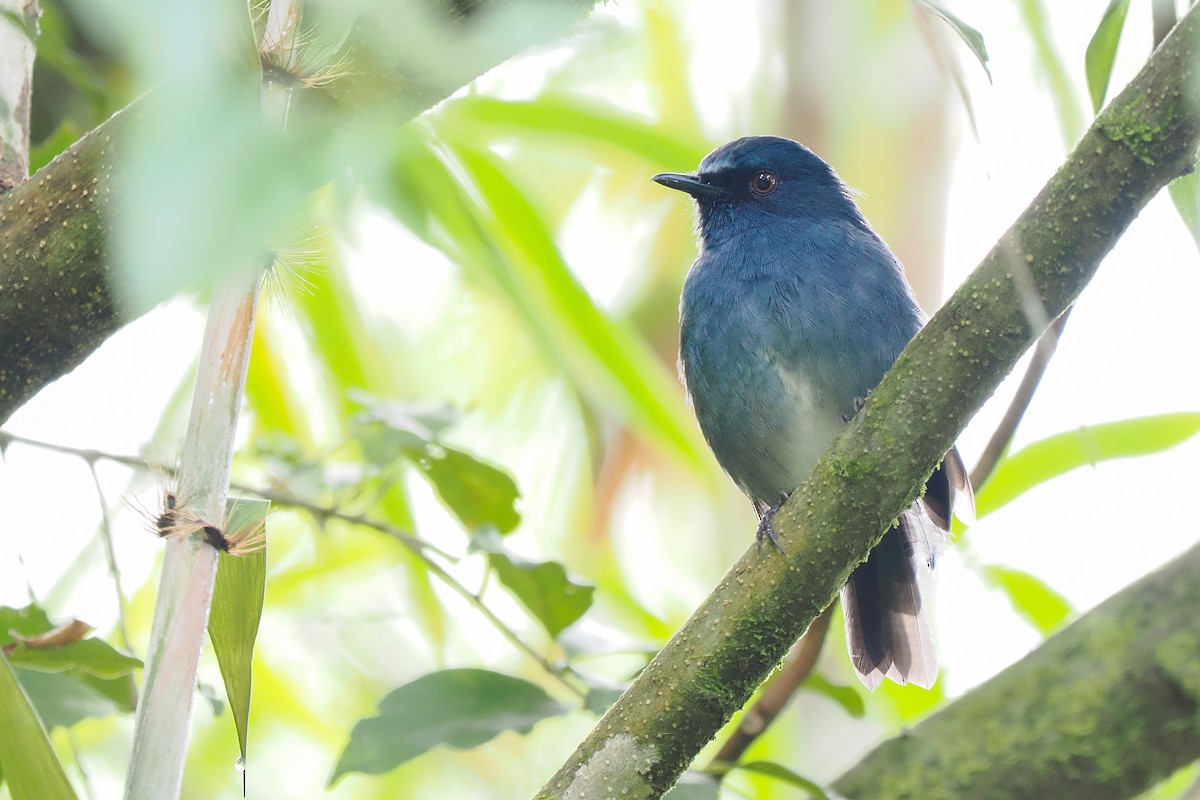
[730,761,831,799]
[803,673,866,718]
[913,0,991,82]
[1085,0,1132,113]
[976,413,1200,517]
[0,653,78,800]
[487,549,595,638]
[330,668,570,784]
[1167,170,1200,251]
[982,564,1073,635]
[411,446,521,535]
[207,497,269,761]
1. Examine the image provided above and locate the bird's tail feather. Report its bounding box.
[841,509,940,691]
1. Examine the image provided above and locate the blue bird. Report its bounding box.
[653,136,970,690]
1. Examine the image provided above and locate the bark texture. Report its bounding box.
[538,8,1200,799]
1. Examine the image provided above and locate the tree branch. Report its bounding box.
[833,538,1200,799]
[537,6,1200,798]
[0,0,601,426]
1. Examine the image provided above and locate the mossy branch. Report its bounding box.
[537,8,1200,800]
[0,0,600,426]
[832,539,1200,799]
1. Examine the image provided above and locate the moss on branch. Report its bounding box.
[538,7,1200,799]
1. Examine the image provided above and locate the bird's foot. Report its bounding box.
[755,503,788,555]
[841,394,869,424]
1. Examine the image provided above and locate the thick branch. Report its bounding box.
[833,539,1200,799]
[538,7,1200,799]
[0,0,600,426]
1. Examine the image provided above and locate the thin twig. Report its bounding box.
[0,429,585,698]
[708,605,835,767]
[970,308,1071,488]
[85,460,131,650]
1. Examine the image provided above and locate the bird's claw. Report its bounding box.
[755,504,787,555]
[841,394,868,424]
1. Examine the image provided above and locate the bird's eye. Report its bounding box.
[750,170,778,196]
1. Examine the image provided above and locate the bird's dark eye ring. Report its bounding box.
[750,170,778,196]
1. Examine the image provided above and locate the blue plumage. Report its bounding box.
[655,136,969,690]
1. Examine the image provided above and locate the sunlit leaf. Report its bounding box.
[976,413,1200,517]
[475,536,595,637]
[329,668,570,784]
[914,0,991,82]
[1085,0,1131,113]
[437,95,706,168]
[1168,170,1200,251]
[733,761,830,799]
[0,653,77,800]
[442,142,708,469]
[1016,0,1085,145]
[208,497,269,761]
[7,638,141,678]
[803,673,865,718]
[981,564,1073,635]
[412,446,522,535]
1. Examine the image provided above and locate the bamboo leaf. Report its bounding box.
[207,497,269,762]
[443,142,708,468]
[733,761,830,799]
[803,673,865,718]
[981,564,1073,635]
[1168,170,1200,250]
[976,413,1200,517]
[914,0,991,81]
[329,668,569,784]
[1085,0,1132,113]
[0,652,77,800]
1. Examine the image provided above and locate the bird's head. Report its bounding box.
[652,136,864,243]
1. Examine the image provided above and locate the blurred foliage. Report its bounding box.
[2,1,1198,798]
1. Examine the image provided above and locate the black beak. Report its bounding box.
[651,172,729,199]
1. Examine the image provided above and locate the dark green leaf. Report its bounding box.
[734,761,830,799]
[488,552,594,638]
[976,413,1200,516]
[982,564,1072,635]
[8,638,141,678]
[14,669,131,730]
[1168,170,1200,250]
[0,654,78,799]
[329,668,570,784]
[914,0,991,81]
[412,446,521,535]
[1085,0,1132,113]
[208,497,269,761]
[803,673,865,718]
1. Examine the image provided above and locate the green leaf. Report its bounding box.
[1016,0,1085,145]
[207,497,269,761]
[803,673,865,718]
[410,446,521,535]
[443,142,709,470]
[13,669,134,730]
[981,565,1073,635]
[976,413,1200,517]
[733,761,830,799]
[914,0,991,82]
[0,653,78,800]
[7,636,141,678]
[663,772,720,800]
[486,550,595,638]
[329,668,570,784]
[436,95,707,168]
[1085,0,1132,113]
[1168,170,1200,251]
